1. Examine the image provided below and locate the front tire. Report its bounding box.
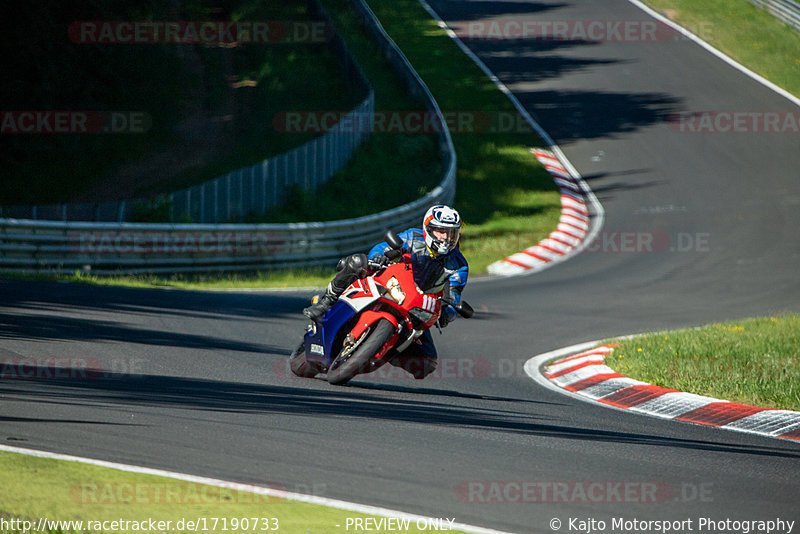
[289,341,320,378]
[327,319,395,386]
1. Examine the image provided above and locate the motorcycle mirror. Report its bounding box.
[384,230,404,250]
[441,297,475,319]
[456,300,474,319]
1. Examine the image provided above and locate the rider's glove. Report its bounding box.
[371,254,389,267]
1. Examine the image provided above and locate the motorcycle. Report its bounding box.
[289,230,473,385]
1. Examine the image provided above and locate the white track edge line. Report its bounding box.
[0,444,514,534]
[416,0,605,279]
[627,0,800,108]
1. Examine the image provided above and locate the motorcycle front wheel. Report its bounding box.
[327,319,395,386]
[289,341,320,378]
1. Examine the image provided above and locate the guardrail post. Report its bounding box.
[261,161,268,213]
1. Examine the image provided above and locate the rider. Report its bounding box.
[303,204,469,379]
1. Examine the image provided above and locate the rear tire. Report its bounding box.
[327,319,395,386]
[289,341,320,378]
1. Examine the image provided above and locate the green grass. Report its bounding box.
[604,314,800,410]
[643,0,800,97]
[0,451,470,534]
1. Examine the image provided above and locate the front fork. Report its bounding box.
[349,303,438,360]
[395,327,426,353]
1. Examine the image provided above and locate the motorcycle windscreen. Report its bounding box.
[410,253,447,294]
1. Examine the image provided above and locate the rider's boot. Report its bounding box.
[303,284,339,321]
[302,253,368,321]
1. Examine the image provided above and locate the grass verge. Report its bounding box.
[0,450,471,534]
[604,314,800,411]
[642,0,800,97]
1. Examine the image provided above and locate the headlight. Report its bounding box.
[385,277,405,305]
[409,307,434,323]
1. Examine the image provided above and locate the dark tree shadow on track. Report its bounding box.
[0,415,137,426]
[0,278,306,352]
[4,370,798,458]
[460,39,602,53]
[490,55,624,84]
[521,89,680,142]
[430,8,685,143]
[463,39,619,85]
[577,170,665,202]
[0,279,309,321]
[0,311,283,354]
[344,380,566,405]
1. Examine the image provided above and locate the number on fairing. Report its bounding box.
[422,295,436,313]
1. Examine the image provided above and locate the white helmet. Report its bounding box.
[423,205,461,256]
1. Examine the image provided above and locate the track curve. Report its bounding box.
[2,1,799,532]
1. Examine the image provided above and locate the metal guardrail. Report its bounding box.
[0,191,450,275]
[0,0,457,275]
[746,0,800,31]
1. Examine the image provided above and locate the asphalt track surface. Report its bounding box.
[2,1,800,532]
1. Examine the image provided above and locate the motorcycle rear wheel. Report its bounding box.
[327,319,395,386]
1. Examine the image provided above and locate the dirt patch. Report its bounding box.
[661,8,681,20]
